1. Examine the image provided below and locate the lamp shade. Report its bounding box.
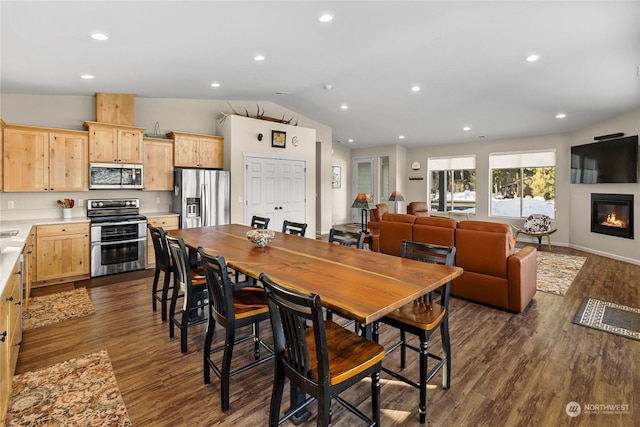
[351,193,373,208]
[388,191,404,202]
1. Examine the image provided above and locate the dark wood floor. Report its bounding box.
[18,245,639,426]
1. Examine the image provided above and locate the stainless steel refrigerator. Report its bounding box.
[172,169,230,229]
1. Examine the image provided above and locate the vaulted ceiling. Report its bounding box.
[1,1,639,148]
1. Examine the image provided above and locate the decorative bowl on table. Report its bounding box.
[246,229,275,247]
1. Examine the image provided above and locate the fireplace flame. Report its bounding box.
[602,212,627,228]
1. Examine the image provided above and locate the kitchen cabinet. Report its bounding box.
[143,137,174,191]
[146,215,179,268]
[169,131,223,169]
[1,256,22,424]
[84,121,145,164]
[22,227,35,312]
[35,223,90,284]
[2,125,88,192]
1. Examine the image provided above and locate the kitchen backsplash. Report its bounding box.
[0,190,172,221]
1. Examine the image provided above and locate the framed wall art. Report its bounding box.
[272,130,286,148]
[331,166,341,189]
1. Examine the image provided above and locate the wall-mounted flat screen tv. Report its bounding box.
[570,135,638,183]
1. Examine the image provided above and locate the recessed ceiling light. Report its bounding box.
[341,104,348,110]
[411,86,421,92]
[556,113,566,119]
[254,55,265,61]
[323,84,334,90]
[526,54,540,62]
[319,14,334,23]
[463,126,471,131]
[210,82,220,88]
[91,33,109,41]
[348,139,354,143]
[80,74,94,80]
[399,135,405,140]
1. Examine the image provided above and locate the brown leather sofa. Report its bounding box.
[372,214,537,312]
[407,201,430,217]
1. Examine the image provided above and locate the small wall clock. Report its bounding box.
[411,161,421,171]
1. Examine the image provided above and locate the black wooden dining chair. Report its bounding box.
[373,240,456,424]
[328,228,366,249]
[166,235,208,353]
[282,220,308,236]
[260,272,385,427]
[148,224,174,322]
[198,247,274,412]
[251,215,270,229]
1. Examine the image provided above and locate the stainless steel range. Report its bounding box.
[88,198,147,277]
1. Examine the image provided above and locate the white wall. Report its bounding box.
[329,142,351,226]
[221,115,316,235]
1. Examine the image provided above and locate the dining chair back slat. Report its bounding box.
[328,228,366,249]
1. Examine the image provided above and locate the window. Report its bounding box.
[428,156,476,214]
[489,150,556,219]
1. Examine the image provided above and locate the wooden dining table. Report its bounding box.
[169,224,463,326]
[169,224,463,423]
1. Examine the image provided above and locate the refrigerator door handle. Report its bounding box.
[201,184,208,227]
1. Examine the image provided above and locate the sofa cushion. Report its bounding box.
[413,216,457,247]
[377,214,416,256]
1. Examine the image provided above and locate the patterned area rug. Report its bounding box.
[573,298,640,341]
[23,288,95,331]
[6,350,132,426]
[535,251,586,296]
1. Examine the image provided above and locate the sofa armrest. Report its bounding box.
[372,234,380,252]
[507,246,537,312]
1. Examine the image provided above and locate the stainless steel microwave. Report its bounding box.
[89,163,144,190]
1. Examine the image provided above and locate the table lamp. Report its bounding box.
[388,190,404,213]
[352,193,373,233]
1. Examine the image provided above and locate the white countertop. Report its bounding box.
[0,217,90,296]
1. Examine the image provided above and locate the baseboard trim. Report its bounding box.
[568,244,640,266]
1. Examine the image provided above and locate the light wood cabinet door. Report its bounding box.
[88,126,118,163]
[85,122,145,164]
[118,129,143,164]
[22,228,36,312]
[198,136,223,168]
[1,258,22,423]
[49,132,89,191]
[3,128,49,192]
[173,134,200,167]
[170,131,224,168]
[36,224,90,281]
[143,138,174,191]
[146,215,179,267]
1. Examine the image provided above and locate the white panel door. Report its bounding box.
[245,156,306,232]
[352,157,376,224]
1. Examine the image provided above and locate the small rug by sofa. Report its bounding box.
[535,251,586,296]
[5,350,132,426]
[23,288,95,331]
[572,298,640,341]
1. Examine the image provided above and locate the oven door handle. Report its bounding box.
[91,220,146,227]
[91,237,147,246]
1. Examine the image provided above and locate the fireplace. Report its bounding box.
[591,193,634,239]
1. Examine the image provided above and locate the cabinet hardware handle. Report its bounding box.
[0,331,6,342]
[6,296,13,302]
